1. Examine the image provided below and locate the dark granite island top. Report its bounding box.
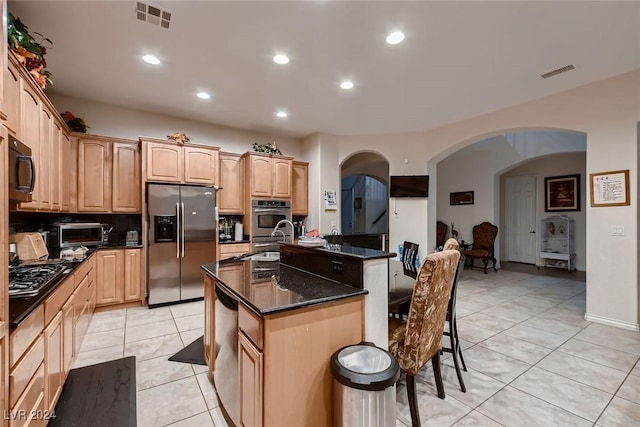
[201,259,367,316]
[282,242,397,260]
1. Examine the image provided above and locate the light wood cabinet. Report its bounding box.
[204,275,215,372]
[244,153,293,199]
[61,297,74,377]
[219,152,244,214]
[77,138,111,212]
[1,127,8,427]
[219,243,251,261]
[143,138,219,185]
[17,80,40,211]
[3,58,20,137]
[292,161,308,216]
[0,334,7,427]
[239,332,263,427]
[77,135,141,213]
[37,105,53,211]
[60,132,71,211]
[112,142,141,212]
[96,249,143,307]
[44,312,63,412]
[123,249,143,302]
[51,120,62,211]
[96,250,124,305]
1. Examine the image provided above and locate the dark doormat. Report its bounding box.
[49,356,136,427]
[168,335,206,365]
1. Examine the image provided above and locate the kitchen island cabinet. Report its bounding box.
[202,260,366,427]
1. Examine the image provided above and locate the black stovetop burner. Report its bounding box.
[9,262,68,298]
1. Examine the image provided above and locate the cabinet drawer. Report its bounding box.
[238,304,263,350]
[10,363,45,427]
[9,335,44,407]
[73,255,95,289]
[10,305,44,368]
[44,276,74,326]
[220,243,251,255]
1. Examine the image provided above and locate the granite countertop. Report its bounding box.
[219,240,251,245]
[201,259,367,316]
[9,247,99,329]
[280,242,396,260]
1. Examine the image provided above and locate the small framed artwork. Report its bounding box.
[450,191,474,206]
[590,169,630,207]
[545,174,580,212]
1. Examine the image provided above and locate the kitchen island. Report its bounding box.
[202,257,367,427]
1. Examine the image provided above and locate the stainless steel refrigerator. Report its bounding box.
[147,183,217,306]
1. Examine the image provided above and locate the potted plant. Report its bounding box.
[7,13,53,89]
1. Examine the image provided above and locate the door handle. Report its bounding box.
[181,202,185,258]
[530,230,536,234]
[176,203,180,258]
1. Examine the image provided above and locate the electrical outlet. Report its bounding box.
[331,220,337,227]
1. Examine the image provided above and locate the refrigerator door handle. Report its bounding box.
[176,202,181,258]
[181,202,185,258]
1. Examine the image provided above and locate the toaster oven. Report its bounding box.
[48,222,105,248]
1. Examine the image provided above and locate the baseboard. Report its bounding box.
[584,313,640,332]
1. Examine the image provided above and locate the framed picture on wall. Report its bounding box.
[450,191,474,205]
[589,169,630,207]
[545,174,580,212]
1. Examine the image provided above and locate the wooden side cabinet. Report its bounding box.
[145,141,183,183]
[77,139,111,212]
[96,250,124,305]
[123,249,143,302]
[184,146,219,185]
[112,142,141,212]
[204,275,215,372]
[239,332,263,427]
[245,153,293,199]
[44,312,63,412]
[292,161,308,216]
[219,152,244,214]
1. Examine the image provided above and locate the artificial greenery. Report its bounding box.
[252,142,282,155]
[8,13,53,89]
[61,111,89,133]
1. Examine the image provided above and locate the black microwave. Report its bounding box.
[8,135,35,202]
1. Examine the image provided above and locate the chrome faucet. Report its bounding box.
[271,219,295,244]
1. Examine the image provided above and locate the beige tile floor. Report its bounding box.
[75,268,640,427]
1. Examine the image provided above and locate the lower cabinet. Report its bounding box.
[203,275,215,372]
[219,243,251,261]
[61,298,74,376]
[96,249,143,307]
[239,332,263,427]
[44,312,63,412]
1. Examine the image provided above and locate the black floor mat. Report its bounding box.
[168,335,207,365]
[49,356,136,427]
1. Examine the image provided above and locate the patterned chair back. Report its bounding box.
[391,247,460,375]
[436,221,448,247]
[472,222,498,251]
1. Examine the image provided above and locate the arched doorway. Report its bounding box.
[340,152,390,236]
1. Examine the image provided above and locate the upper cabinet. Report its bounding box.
[244,152,292,199]
[77,135,141,213]
[142,138,219,186]
[292,161,309,216]
[219,152,244,214]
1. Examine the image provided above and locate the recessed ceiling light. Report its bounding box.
[142,54,161,65]
[386,31,405,45]
[276,111,288,118]
[340,81,354,90]
[273,54,290,65]
[196,92,211,100]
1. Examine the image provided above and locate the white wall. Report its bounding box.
[501,152,587,271]
[323,70,640,329]
[50,94,303,157]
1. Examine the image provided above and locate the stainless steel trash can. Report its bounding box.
[330,342,400,427]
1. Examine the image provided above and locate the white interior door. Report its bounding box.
[505,175,537,264]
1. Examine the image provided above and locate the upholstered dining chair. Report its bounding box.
[388,241,419,319]
[388,241,460,427]
[436,221,448,248]
[461,222,498,274]
[441,243,467,393]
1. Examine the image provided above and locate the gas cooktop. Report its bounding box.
[8,262,68,298]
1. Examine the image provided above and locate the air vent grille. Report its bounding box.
[136,2,171,29]
[541,64,575,79]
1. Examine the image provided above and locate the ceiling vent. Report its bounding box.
[136,2,171,29]
[541,64,575,79]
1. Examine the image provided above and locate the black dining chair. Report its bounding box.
[388,241,419,319]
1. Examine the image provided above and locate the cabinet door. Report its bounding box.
[249,156,272,197]
[219,153,244,214]
[50,120,62,211]
[123,249,142,302]
[77,139,111,212]
[239,332,263,427]
[37,104,53,211]
[112,143,141,212]
[184,146,218,185]
[291,162,308,216]
[4,61,20,138]
[0,332,7,427]
[60,132,71,211]
[204,276,215,371]
[272,158,292,199]
[96,250,124,306]
[44,312,63,412]
[61,297,74,377]
[146,142,183,182]
[17,81,40,210]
